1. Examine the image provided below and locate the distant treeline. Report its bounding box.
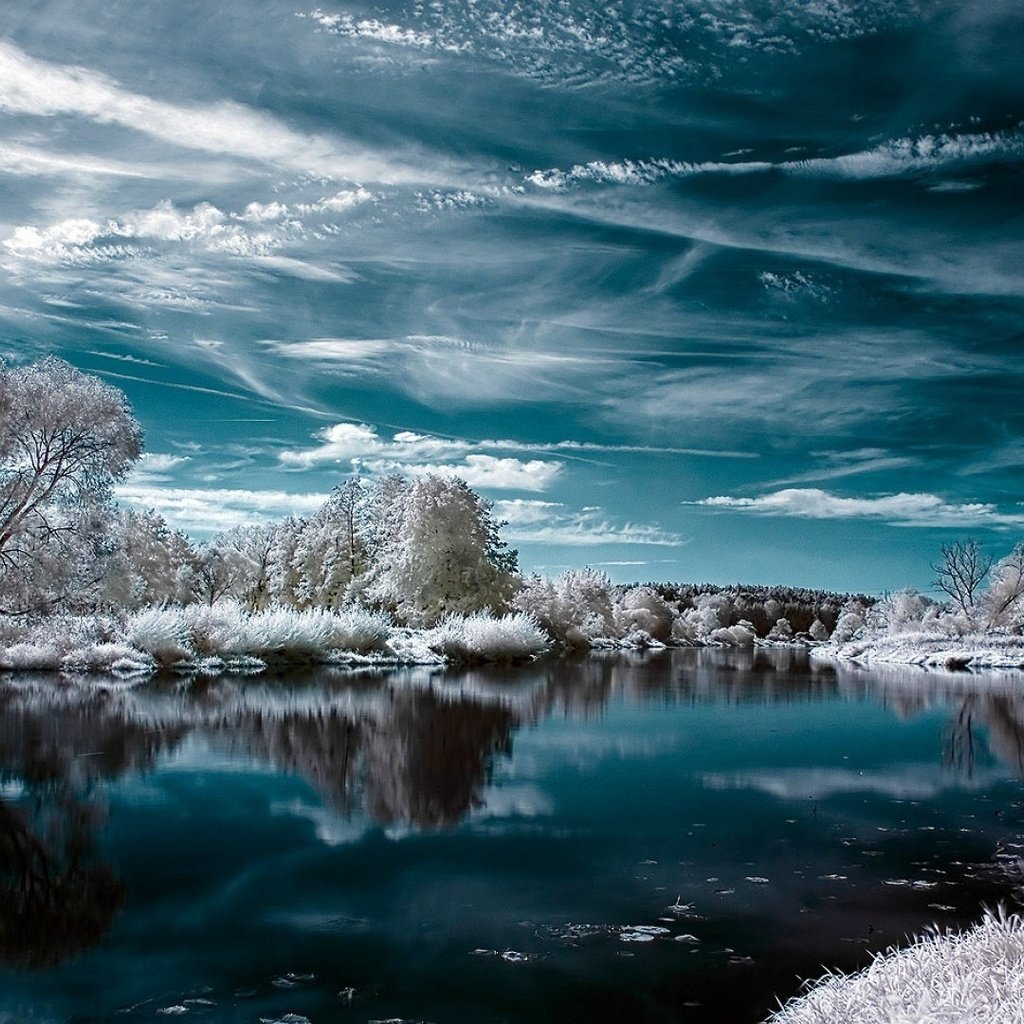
[639,583,875,638]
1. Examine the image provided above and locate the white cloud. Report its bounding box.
[3,200,277,262]
[279,421,751,470]
[494,499,684,547]
[390,454,564,492]
[134,452,191,481]
[0,40,438,184]
[691,488,1024,528]
[524,128,1024,191]
[114,482,329,535]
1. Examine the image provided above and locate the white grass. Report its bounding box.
[428,612,551,663]
[124,606,193,665]
[324,606,392,654]
[0,604,537,676]
[766,912,1024,1024]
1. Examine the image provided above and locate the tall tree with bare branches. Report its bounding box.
[931,538,993,620]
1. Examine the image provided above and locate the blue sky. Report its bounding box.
[1,0,1022,593]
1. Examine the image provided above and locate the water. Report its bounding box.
[1,649,1022,1024]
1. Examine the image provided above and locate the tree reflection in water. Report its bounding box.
[0,651,1022,969]
[0,691,187,969]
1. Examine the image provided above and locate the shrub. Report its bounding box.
[324,606,392,653]
[123,606,193,666]
[429,612,550,663]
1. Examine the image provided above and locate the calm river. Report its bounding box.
[1,649,1022,1024]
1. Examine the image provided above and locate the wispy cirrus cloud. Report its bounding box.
[690,488,1024,528]
[0,39,446,184]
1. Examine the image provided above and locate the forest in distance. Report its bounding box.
[1,356,1023,677]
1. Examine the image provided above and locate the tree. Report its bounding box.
[932,539,993,620]
[364,474,518,625]
[100,508,199,608]
[982,542,1024,630]
[0,358,142,606]
[291,477,368,609]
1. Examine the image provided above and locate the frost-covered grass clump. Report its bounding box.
[181,602,391,662]
[125,606,193,666]
[0,604,397,677]
[429,612,551,663]
[766,912,1024,1024]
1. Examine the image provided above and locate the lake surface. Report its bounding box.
[1,649,1023,1024]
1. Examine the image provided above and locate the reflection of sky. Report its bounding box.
[2,0,1022,591]
[1,653,1023,1022]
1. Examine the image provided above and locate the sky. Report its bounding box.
[0,0,1021,594]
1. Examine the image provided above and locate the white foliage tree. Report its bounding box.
[365,474,518,625]
[291,478,368,609]
[204,523,279,610]
[0,358,142,613]
[101,508,198,608]
[983,542,1024,631]
[513,568,617,647]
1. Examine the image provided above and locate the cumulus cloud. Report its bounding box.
[391,454,563,492]
[3,200,278,262]
[690,488,1024,528]
[280,423,563,490]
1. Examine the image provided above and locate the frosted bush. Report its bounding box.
[613,586,674,642]
[429,612,550,663]
[709,620,756,647]
[236,607,334,662]
[0,642,63,671]
[767,617,794,641]
[809,618,830,642]
[324,606,392,653]
[124,606,194,666]
[512,569,616,648]
[831,611,863,644]
[766,911,1024,1024]
[180,601,252,656]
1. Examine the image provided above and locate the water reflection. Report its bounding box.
[0,650,1022,974]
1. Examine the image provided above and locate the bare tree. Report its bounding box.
[931,538,993,619]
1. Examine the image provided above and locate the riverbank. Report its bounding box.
[816,632,1024,671]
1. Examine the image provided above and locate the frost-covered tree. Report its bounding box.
[291,478,368,609]
[0,358,142,605]
[204,523,278,610]
[100,508,199,608]
[364,474,518,625]
[513,568,616,647]
[982,542,1024,631]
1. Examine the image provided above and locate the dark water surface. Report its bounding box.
[1,650,1023,1024]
